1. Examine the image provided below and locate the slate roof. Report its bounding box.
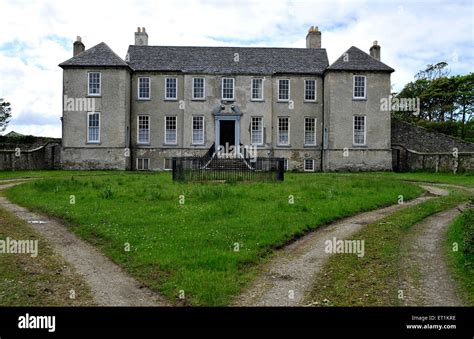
[59,42,129,68]
[327,46,394,72]
[126,46,329,74]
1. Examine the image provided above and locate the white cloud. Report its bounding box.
[0,0,472,137]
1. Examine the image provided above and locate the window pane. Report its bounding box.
[304,118,316,145]
[165,116,177,144]
[138,115,150,144]
[166,78,177,99]
[138,78,150,99]
[278,118,289,145]
[353,116,366,145]
[192,116,204,144]
[88,73,100,95]
[354,76,366,98]
[251,117,263,145]
[88,113,100,142]
[278,80,289,101]
[252,79,263,100]
[305,80,316,101]
[193,78,205,99]
[222,78,234,100]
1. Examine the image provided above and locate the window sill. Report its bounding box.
[352,98,367,101]
[87,95,101,98]
[137,98,151,101]
[352,144,368,148]
[276,144,291,148]
[277,100,290,103]
[304,144,317,147]
[191,98,206,101]
[250,99,264,102]
[137,143,151,146]
[163,143,178,147]
[86,142,101,145]
[304,100,317,103]
[164,98,178,101]
[191,143,206,147]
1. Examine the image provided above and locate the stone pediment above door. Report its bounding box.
[211,104,243,116]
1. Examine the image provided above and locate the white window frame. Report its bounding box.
[304,79,317,102]
[164,116,177,145]
[87,72,101,96]
[304,117,317,146]
[250,116,264,146]
[136,158,150,171]
[284,158,289,171]
[138,77,150,100]
[277,117,290,146]
[304,159,315,172]
[165,77,178,100]
[137,115,150,144]
[192,77,206,100]
[251,78,264,101]
[192,116,205,145]
[221,78,235,101]
[353,115,367,146]
[353,75,367,99]
[164,158,172,171]
[277,79,290,102]
[86,112,100,143]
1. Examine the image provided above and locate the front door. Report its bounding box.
[219,120,235,148]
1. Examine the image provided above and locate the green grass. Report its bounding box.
[363,171,474,187]
[446,207,474,305]
[304,188,471,306]
[4,172,423,305]
[0,206,95,306]
[0,169,117,181]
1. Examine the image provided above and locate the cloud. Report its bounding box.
[0,0,472,137]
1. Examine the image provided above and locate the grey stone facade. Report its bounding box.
[59,27,394,172]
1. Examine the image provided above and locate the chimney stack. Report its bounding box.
[73,36,85,57]
[135,27,148,46]
[370,40,381,60]
[306,26,321,49]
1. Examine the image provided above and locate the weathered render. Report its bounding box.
[59,27,394,172]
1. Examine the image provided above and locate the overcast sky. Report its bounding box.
[0,0,472,137]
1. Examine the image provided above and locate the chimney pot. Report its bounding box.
[73,36,85,57]
[306,25,321,48]
[370,41,381,60]
[135,27,148,46]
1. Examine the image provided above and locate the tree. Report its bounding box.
[415,61,449,81]
[0,98,12,132]
[453,73,474,138]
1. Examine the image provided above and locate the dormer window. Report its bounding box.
[88,72,101,96]
[353,75,366,99]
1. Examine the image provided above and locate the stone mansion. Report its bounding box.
[59,26,394,171]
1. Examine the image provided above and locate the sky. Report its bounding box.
[0,0,473,138]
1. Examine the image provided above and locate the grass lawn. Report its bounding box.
[0,206,95,306]
[446,207,474,305]
[4,172,423,305]
[360,171,474,187]
[304,188,471,306]
[0,169,117,181]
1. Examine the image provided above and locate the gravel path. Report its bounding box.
[0,183,169,306]
[234,186,447,306]
[399,204,468,306]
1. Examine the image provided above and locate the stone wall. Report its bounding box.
[391,119,474,172]
[0,142,61,170]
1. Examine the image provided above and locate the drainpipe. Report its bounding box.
[320,72,325,172]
